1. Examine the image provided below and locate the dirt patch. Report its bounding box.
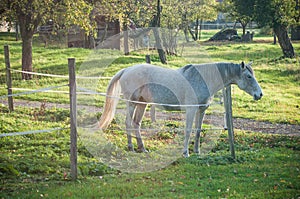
[205,114,299,136]
[1,99,299,136]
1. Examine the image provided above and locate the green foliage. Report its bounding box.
[254,0,298,28]
[221,0,254,30]
[0,32,299,198]
[221,0,297,57]
[96,0,156,28]
[63,1,94,33]
[161,0,218,28]
[1,0,94,34]
[222,0,299,29]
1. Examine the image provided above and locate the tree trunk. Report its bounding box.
[195,18,199,41]
[273,33,277,45]
[151,0,167,64]
[15,22,19,41]
[240,20,248,36]
[183,27,189,42]
[17,9,38,80]
[21,37,33,80]
[242,24,246,36]
[198,19,203,40]
[273,25,295,58]
[188,27,197,41]
[153,28,167,64]
[291,26,300,41]
[123,25,129,55]
[291,0,300,40]
[182,13,189,42]
[19,15,34,80]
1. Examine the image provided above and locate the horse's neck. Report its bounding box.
[221,63,240,87]
[180,63,240,95]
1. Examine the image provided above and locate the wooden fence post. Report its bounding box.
[146,55,156,122]
[4,45,14,112]
[145,54,151,64]
[224,85,236,159]
[68,58,77,180]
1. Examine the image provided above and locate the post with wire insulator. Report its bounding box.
[4,45,14,112]
[224,85,236,159]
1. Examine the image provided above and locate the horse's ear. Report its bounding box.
[241,61,245,69]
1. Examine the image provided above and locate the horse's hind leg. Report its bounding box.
[194,109,206,155]
[133,103,147,152]
[126,102,136,151]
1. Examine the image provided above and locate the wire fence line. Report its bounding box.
[3,68,224,107]
[77,86,214,108]
[0,75,225,138]
[1,54,236,179]
[0,127,66,137]
[0,84,68,99]
[0,68,112,95]
[9,88,104,95]
[1,63,75,138]
[9,68,113,80]
[1,68,227,117]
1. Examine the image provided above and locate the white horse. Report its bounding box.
[98,62,263,157]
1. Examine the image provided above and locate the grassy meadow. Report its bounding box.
[0,30,299,198]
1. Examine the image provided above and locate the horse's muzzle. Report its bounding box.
[254,92,263,100]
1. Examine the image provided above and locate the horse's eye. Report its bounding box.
[247,75,252,79]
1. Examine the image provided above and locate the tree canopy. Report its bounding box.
[254,0,297,58]
[254,0,299,28]
[219,0,254,35]
[221,0,297,58]
[0,0,93,79]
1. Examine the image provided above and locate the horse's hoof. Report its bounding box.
[182,152,189,158]
[194,150,200,155]
[137,148,148,153]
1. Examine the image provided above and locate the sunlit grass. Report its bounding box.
[0,31,299,198]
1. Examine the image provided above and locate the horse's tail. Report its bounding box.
[98,69,125,130]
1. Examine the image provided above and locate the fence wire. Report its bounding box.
[0,127,66,137]
[0,84,68,99]
[1,68,226,137]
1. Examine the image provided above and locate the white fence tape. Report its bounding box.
[0,71,222,138]
[10,88,97,95]
[10,69,69,78]
[77,87,210,107]
[11,87,69,94]
[0,127,65,137]
[9,69,112,80]
[0,84,68,99]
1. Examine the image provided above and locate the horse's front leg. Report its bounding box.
[194,109,206,155]
[183,108,196,157]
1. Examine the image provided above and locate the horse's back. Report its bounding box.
[119,64,198,106]
[120,64,182,84]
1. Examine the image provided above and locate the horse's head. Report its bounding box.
[236,62,263,100]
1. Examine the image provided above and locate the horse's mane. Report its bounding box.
[180,64,193,73]
[246,65,254,74]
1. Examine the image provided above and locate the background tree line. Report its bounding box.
[0,0,298,77]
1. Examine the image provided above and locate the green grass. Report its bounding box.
[1,32,299,124]
[1,128,299,198]
[0,32,300,198]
